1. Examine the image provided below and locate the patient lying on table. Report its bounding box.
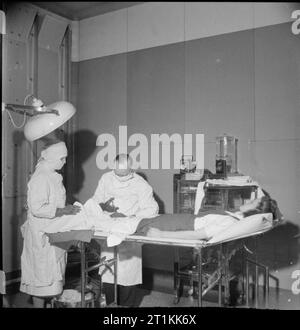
[135,196,279,241]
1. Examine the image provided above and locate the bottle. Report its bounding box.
[216,155,227,178]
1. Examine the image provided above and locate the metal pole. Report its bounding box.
[224,244,229,306]
[218,245,222,306]
[80,241,86,308]
[197,248,202,307]
[275,278,279,305]
[246,260,249,308]
[241,248,245,304]
[174,247,180,303]
[113,246,118,305]
[174,260,179,304]
[265,267,269,309]
[255,265,259,309]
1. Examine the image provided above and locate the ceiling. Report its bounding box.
[30,2,143,20]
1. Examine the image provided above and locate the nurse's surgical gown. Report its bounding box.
[20,164,67,297]
[93,171,159,286]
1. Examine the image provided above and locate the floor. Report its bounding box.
[3,258,299,309]
[3,285,300,309]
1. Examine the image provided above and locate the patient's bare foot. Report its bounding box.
[147,228,162,237]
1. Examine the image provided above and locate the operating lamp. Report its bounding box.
[2,95,76,141]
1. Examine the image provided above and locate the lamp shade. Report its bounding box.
[24,101,76,141]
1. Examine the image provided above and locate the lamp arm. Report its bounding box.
[3,103,59,116]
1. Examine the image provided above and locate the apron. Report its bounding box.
[20,167,67,296]
[99,241,142,286]
[98,172,157,286]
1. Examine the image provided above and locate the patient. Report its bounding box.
[135,196,280,241]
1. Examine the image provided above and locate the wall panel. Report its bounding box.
[127,42,185,138]
[185,30,255,143]
[37,48,59,104]
[254,23,300,141]
[2,5,72,275]
[75,54,127,202]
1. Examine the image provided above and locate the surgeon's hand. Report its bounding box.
[110,212,127,218]
[99,197,119,213]
[55,205,81,217]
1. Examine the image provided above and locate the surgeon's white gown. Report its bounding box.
[20,164,67,297]
[93,171,159,286]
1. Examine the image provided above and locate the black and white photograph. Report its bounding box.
[1,0,300,317]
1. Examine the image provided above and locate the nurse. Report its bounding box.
[92,154,159,306]
[20,141,80,308]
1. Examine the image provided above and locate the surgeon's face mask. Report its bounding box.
[113,169,133,182]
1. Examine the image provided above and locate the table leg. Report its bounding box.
[218,245,222,306]
[173,261,180,304]
[246,260,249,308]
[265,267,269,309]
[241,249,245,304]
[173,247,180,304]
[197,248,202,307]
[113,246,118,305]
[255,265,259,309]
[80,241,86,308]
[224,245,230,306]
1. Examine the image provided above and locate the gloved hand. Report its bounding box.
[99,197,119,213]
[55,204,81,217]
[110,212,127,218]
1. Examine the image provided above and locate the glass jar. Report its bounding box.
[216,134,238,174]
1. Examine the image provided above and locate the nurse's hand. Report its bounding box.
[55,205,81,217]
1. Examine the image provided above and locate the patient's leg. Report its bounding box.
[136,214,195,235]
[146,227,209,240]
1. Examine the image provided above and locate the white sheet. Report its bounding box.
[207,213,273,244]
[42,199,143,247]
[194,181,206,215]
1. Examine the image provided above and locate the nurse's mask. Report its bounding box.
[39,141,68,171]
[113,171,134,182]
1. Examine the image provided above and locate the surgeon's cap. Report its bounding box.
[41,141,68,161]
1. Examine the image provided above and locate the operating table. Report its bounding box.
[47,226,276,308]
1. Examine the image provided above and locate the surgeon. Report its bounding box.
[20,141,81,308]
[92,154,159,307]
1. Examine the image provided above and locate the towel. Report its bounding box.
[94,216,143,247]
[194,181,206,215]
[206,176,260,187]
[42,199,102,234]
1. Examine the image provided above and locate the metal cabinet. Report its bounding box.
[173,174,258,214]
[173,174,199,214]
